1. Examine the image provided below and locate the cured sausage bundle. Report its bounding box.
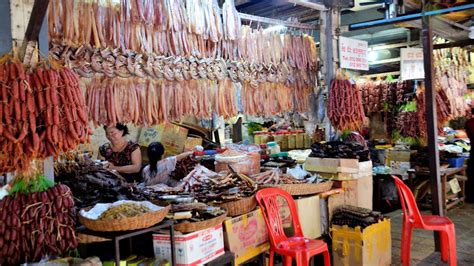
[359,80,413,113]
[0,59,90,174]
[0,184,77,264]
[327,75,365,131]
[86,76,241,126]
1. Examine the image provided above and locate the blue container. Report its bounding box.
[447,157,464,168]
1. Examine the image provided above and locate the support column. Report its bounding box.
[320,8,340,141]
[422,0,442,250]
[0,0,12,55]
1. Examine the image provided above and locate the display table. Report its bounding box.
[77,220,176,266]
[407,167,467,211]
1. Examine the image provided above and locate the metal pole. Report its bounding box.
[321,8,335,141]
[0,0,12,55]
[422,0,443,251]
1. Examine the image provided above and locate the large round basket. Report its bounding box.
[259,181,333,196]
[216,196,257,217]
[174,210,227,233]
[79,205,171,232]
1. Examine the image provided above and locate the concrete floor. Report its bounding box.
[388,203,474,266]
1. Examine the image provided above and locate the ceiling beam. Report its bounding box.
[370,41,420,50]
[239,12,319,30]
[362,71,401,78]
[369,57,401,65]
[287,0,327,11]
[433,39,474,49]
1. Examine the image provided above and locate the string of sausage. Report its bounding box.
[327,77,365,131]
[0,62,90,174]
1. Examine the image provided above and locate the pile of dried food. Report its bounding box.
[169,155,199,182]
[170,203,226,223]
[309,141,370,162]
[251,169,316,185]
[331,205,384,229]
[0,175,77,265]
[99,202,151,220]
[181,165,256,203]
[55,155,146,209]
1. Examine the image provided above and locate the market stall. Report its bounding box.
[0,0,473,265]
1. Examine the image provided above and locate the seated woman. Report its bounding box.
[99,123,142,183]
[142,142,193,186]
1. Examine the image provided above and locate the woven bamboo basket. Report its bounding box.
[79,205,171,232]
[259,181,333,196]
[216,196,257,217]
[174,210,227,233]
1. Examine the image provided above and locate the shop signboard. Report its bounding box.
[401,48,424,80]
[339,36,368,71]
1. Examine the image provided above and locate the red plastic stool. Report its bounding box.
[392,175,457,266]
[256,188,331,266]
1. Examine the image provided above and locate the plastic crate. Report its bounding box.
[447,157,465,168]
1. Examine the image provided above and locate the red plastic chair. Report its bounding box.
[392,175,457,266]
[255,188,330,266]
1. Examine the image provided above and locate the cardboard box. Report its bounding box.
[153,224,224,266]
[332,219,391,266]
[278,194,321,239]
[387,150,411,162]
[330,175,373,211]
[305,158,372,178]
[223,208,270,265]
[184,137,203,152]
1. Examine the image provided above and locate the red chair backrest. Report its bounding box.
[255,188,304,247]
[392,175,424,226]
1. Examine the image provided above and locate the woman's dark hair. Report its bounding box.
[148,142,165,174]
[103,123,129,136]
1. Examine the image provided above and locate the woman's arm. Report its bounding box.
[175,151,193,161]
[111,149,142,174]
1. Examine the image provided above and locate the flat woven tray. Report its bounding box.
[174,210,227,233]
[259,181,333,196]
[216,196,257,217]
[78,205,171,232]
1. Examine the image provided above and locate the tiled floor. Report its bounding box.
[388,203,474,265]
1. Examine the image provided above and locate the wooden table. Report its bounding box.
[78,220,176,266]
[407,167,467,211]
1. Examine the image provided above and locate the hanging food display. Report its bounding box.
[359,80,413,113]
[47,0,318,120]
[0,58,91,174]
[0,174,77,265]
[434,47,469,119]
[327,72,365,131]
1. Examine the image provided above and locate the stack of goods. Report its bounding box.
[54,154,146,209]
[331,205,384,229]
[309,141,370,162]
[0,58,90,174]
[434,47,469,119]
[0,175,77,265]
[48,0,318,120]
[181,165,256,202]
[327,73,365,131]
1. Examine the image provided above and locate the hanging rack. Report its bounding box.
[238,12,319,30]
